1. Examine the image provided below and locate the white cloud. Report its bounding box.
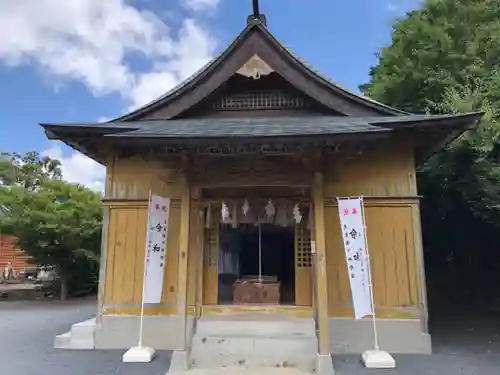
[387,2,398,12]
[1,2,220,191]
[183,0,220,12]
[0,0,218,110]
[386,0,421,13]
[1,1,220,192]
[97,116,112,123]
[43,145,105,192]
[129,19,216,109]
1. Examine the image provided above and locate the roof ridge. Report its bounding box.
[111,19,407,122]
[262,28,408,115]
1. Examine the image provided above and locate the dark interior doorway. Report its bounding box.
[217,224,295,305]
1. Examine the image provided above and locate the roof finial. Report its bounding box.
[247,0,267,26]
[252,0,260,17]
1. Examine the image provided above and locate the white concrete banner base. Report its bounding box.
[315,353,335,375]
[122,346,156,363]
[361,350,396,369]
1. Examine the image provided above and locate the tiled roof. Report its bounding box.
[112,20,406,122]
[105,117,390,138]
[41,112,482,140]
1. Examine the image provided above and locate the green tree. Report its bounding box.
[0,151,62,190]
[361,0,500,114]
[0,152,102,299]
[360,0,500,306]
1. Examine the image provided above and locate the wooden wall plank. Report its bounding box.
[406,216,419,306]
[102,204,180,315]
[383,208,399,307]
[121,209,137,305]
[133,208,148,305]
[111,211,128,303]
[325,203,420,318]
[102,154,183,316]
[394,211,411,306]
[324,142,417,198]
[103,209,117,305]
[107,156,183,200]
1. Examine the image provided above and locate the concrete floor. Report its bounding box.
[1,298,499,375]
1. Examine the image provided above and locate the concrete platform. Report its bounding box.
[54,317,96,349]
[189,314,318,373]
[175,366,316,375]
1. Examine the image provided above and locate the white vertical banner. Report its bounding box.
[143,195,171,304]
[337,197,372,320]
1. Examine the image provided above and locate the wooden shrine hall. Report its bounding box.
[42,2,483,374]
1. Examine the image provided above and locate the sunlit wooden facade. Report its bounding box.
[42,12,482,357]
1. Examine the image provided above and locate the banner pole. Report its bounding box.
[258,221,262,282]
[360,196,379,351]
[138,189,153,348]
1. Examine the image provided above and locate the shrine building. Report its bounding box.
[42,4,482,374]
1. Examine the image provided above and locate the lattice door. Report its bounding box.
[202,227,220,305]
[295,224,313,306]
[205,228,219,267]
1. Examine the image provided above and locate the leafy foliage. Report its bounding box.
[361,0,500,306]
[361,0,500,114]
[0,152,102,298]
[0,151,62,190]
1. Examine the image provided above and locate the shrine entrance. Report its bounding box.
[217,223,295,305]
[200,187,314,312]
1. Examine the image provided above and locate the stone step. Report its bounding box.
[53,317,96,350]
[191,334,317,371]
[70,317,96,337]
[182,367,313,375]
[195,315,316,338]
[54,332,72,349]
[191,315,317,372]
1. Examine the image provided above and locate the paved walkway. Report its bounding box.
[0,299,499,375]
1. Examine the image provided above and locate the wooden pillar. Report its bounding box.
[96,205,110,324]
[195,199,205,319]
[312,171,330,355]
[97,154,114,322]
[177,174,191,349]
[411,202,429,333]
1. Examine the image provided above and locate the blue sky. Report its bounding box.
[0,0,420,189]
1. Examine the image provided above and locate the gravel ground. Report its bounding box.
[333,308,500,375]
[0,298,171,375]
[0,299,499,375]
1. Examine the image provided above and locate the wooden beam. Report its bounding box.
[312,171,330,355]
[176,173,191,349]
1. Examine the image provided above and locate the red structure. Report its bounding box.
[0,236,30,277]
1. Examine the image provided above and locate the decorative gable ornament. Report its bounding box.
[236,54,274,80]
